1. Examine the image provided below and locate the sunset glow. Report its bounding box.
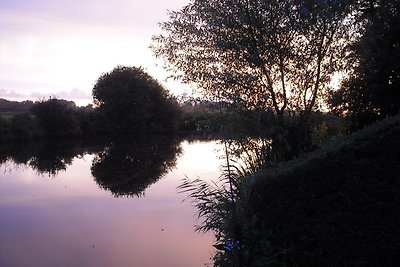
[0,0,190,105]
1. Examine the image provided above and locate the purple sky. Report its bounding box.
[0,0,190,105]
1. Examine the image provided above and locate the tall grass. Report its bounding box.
[177,136,274,266]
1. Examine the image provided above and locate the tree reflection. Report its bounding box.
[0,143,12,165]
[91,135,182,197]
[28,141,78,176]
[0,140,105,176]
[0,135,182,197]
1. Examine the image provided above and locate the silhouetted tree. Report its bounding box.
[76,104,107,136]
[152,0,355,154]
[10,113,40,141]
[0,98,33,112]
[92,66,180,134]
[329,0,400,129]
[0,117,12,143]
[31,98,81,138]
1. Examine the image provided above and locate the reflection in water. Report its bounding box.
[29,142,76,176]
[0,136,182,197]
[0,140,104,176]
[0,138,217,267]
[91,135,182,197]
[179,136,276,266]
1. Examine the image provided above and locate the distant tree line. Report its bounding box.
[0,67,181,143]
[1,66,253,143]
[0,99,33,112]
[0,98,99,143]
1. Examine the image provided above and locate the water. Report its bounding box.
[0,138,223,267]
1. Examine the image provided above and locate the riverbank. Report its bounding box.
[238,115,400,266]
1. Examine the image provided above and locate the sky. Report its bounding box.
[0,0,190,106]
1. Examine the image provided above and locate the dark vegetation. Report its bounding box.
[92,66,181,134]
[152,0,356,157]
[153,0,400,266]
[0,98,33,112]
[0,0,399,266]
[0,95,263,142]
[0,98,101,142]
[1,67,256,143]
[0,67,182,143]
[329,0,400,130]
[239,115,400,266]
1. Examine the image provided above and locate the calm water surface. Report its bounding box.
[0,139,223,267]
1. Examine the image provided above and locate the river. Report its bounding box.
[0,137,224,267]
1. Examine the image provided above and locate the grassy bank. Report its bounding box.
[238,115,400,266]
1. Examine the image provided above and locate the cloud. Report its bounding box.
[53,88,92,100]
[0,0,191,100]
[0,88,24,98]
[1,0,189,33]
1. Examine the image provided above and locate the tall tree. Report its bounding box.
[152,0,355,152]
[92,66,180,134]
[329,0,400,129]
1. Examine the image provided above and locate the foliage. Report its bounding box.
[31,98,81,138]
[0,111,42,143]
[238,115,400,266]
[223,137,273,175]
[153,0,354,121]
[0,100,113,143]
[179,176,246,267]
[178,99,255,138]
[0,117,12,143]
[220,110,347,161]
[178,138,253,267]
[0,112,42,142]
[76,105,108,136]
[178,178,233,238]
[329,0,400,129]
[0,98,33,112]
[179,100,224,136]
[92,66,181,134]
[309,112,348,146]
[9,113,41,141]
